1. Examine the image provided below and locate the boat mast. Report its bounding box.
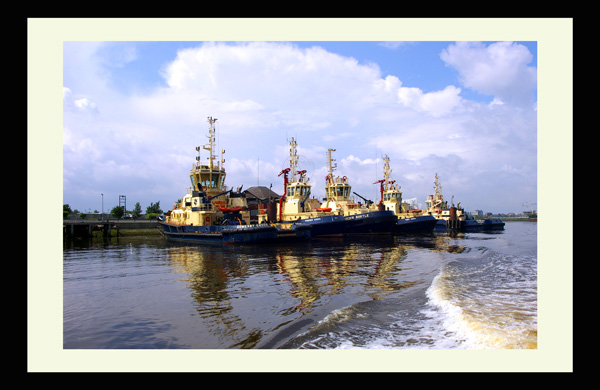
[191,116,226,195]
[382,155,391,192]
[289,137,299,182]
[434,173,442,198]
[203,117,218,185]
[326,148,337,184]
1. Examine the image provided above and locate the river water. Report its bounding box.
[63,221,537,351]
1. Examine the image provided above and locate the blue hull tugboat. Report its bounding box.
[362,155,437,234]
[159,117,311,244]
[425,174,505,232]
[271,138,350,237]
[315,148,397,235]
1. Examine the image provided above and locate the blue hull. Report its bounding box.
[295,214,348,237]
[344,210,397,234]
[464,218,505,231]
[434,218,505,231]
[394,215,437,234]
[274,224,313,242]
[159,222,309,244]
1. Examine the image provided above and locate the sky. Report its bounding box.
[62,40,538,214]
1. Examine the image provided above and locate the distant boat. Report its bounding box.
[159,117,311,244]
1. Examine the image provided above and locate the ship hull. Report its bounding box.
[294,214,348,237]
[434,218,505,232]
[274,224,313,242]
[394,215,437,234]
[344,210,397,234]
[159,222,302,244]
[464,218,505,231]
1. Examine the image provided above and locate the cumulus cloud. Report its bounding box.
[397,85,462,117]
[440,41,537,106]
[62,41,537,213]
[73,98,98,112]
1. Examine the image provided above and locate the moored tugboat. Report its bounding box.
[369,155,437,234]
[317,148,397,234]
[159,117,311,244]
[273,138,349,237]
[425,173,505,232]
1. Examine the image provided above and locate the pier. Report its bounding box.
[64,219,160,240]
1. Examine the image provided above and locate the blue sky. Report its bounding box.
[62,40,539,214]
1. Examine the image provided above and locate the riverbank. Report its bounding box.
[492,217,537,222]
[64,219,162,240]
[95,228,163,238]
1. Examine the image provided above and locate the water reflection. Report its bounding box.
[160,235,466,348]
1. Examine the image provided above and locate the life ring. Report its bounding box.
[336,203,341,208]
[205,216,210,222]
[342,176,347,182]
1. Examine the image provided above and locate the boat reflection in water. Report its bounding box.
[162,233,467,349]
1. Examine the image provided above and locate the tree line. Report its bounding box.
[63,201,163,219]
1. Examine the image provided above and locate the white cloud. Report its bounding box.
[397,85,462,117]
[73,98,98,112]
[62,41,537,213]
[440,41,536,106]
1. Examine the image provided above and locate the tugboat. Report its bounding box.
[424,173,504,232]
[317,148,397,234]
[274,138,348,237]
[366,155,437,234]
[159,117,311,244]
